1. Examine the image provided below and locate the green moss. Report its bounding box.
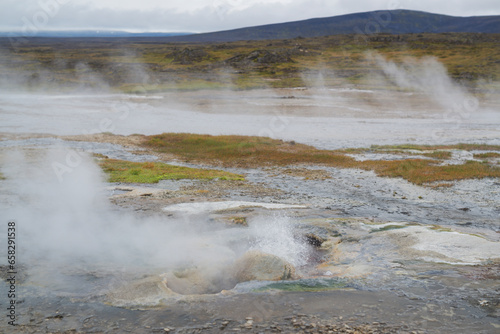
[99,159,244,183]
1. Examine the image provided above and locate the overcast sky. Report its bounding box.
[1,0,499,33]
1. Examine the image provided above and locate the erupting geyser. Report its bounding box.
[1,147,320,306]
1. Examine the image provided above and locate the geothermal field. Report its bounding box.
[0,33,500,333]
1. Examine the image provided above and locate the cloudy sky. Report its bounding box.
[1,0,499,33]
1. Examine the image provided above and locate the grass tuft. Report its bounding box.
[358,159,500,185]
[144,133,354,168]
[474,152,500,159]
[99,158,244,183]
[421,151,452,159]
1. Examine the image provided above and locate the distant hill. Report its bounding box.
[165,9,500,42]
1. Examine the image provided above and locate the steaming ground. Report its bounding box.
[1,87,500,150]
[0,149,311,274]
[1,57,500,332]
[1,142,499,333]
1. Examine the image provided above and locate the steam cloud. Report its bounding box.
[372,53,480,115]
[0,147,307,282]
[2,149,233,270]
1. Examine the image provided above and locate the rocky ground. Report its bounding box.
[1,134,499,333]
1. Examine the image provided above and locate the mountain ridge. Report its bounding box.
[164,9,500,42]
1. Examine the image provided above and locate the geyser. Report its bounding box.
[1,146,316,301]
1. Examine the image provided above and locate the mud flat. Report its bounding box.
[1,88,500,149]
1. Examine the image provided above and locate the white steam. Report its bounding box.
[1,148,237,271]
[371,53,480,116]
[247,213,310,267]
[1,147,311,281]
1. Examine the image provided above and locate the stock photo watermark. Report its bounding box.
[6,221,17,326]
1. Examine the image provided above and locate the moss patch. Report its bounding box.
[99,159,244,183]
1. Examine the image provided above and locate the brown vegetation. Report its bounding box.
[1,32,498,91]
[142,133,500,185]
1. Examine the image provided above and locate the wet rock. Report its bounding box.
[460,259,500,280]
[388,225,500,264]
[107,275,178,307]
[220,320,230,330]
[243,317,253,329]
[110,186,165,198]
[0,264,28,284]
[164,267,236,295]
[233,250,296,282]
[305,233,325,247]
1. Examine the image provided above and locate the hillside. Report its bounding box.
[165,9,500,42]
[1,32,499,92]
